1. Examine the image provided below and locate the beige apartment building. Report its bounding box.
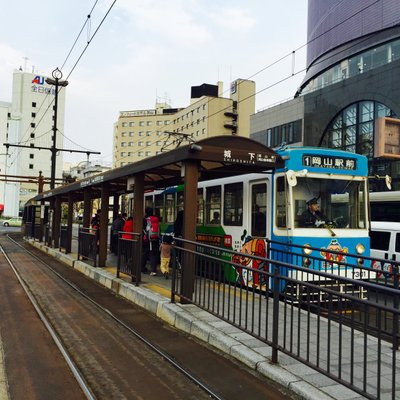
[113,79,255,167]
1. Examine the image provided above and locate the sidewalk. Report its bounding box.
[25,238,373,400]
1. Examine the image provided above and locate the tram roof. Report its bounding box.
[29,136,283,203]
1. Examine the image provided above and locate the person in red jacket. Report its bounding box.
[122,216,134,239]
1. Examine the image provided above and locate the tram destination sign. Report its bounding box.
[302,154,357,170]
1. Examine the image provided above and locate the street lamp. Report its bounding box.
[45,68,68,189]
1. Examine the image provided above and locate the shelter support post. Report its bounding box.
[83,188,91,228]
[98,183,110,267]
[53,196,62,248]
[112,194,119,220]
[181,160,198,303]
[133,173,144,283]
[66,192,73,253]
[47,199,54,247]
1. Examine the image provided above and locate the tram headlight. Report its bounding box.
[303,244,312,255]
[303,244,312,267]
[355,243,365,255]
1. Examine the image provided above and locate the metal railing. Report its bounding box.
[171,239,400,400]
[116,231,141,283]
[77,227,98,267]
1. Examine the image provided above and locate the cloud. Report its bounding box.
[211,7,256,31]
[116,0,212,45]
[0,43,26,101]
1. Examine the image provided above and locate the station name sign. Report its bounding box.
[80,174,104,188]
[223,149,276,164]
[302,154,357,170]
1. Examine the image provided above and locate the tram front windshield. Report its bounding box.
[293,177,367,229]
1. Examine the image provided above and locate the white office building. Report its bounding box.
[1,69,66,216]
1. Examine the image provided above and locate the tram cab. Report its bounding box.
[271,147,370,277]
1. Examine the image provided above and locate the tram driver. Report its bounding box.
[300,198,327,228]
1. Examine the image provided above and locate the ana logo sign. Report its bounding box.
[32,76,44,85]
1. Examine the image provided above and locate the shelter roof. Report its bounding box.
[29,136,283,203]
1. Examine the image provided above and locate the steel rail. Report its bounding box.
[0,242,96,400]
[5,235,224,400]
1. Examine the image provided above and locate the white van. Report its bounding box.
[370,222,400,279]
[370,221,400,260]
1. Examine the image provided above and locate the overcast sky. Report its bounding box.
[0,0,308,165]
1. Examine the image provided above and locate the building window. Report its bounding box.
[29,164,34,169]
[301,37,400,96]
[146,141,151,146]
[147,121,152,126]
[139,141,143,146]
[129,131,134,136]
[31,112,36,118]
[32,102,36,108]
[29,154,34,159]
[128,142,133,146]
[122,122,127,127]
[323,101,396,172]
[139,121,144,126]
[146,131,152,136]
[129,122,135,127]
[138,151,144,156]
[145,151,151,156]
[121,152,126,157]
[265,120,302,148]
[121,132,127,137]
[139,131,144,136]
[31,123,35,128]
[30,133,35,138]
[121,142,127,147]
[157,121,163,126]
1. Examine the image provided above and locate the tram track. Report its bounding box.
[0,233,294,400]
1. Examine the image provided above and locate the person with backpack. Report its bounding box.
[141,207,160,276]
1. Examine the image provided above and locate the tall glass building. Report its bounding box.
[251,0,400,190]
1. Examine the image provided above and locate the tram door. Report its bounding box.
[250,181,268,238]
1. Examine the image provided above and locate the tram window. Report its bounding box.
[370,231,390,251]
[145,196,154,212]
[275,177,287,228]
[251,183,267,236]
[155,194,164,222]
[197,189,204,224]
[177,193,184,212]
[224,182,243,226]
[396,233,400,253]
[165,193,175,223]
[205,186,221,224]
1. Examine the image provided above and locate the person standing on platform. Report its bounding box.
[122,216,134,239]
[160,235,173,279]
[111,213,126,253]
[141,208,160,276]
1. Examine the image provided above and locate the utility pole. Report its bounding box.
[45,68,69,189]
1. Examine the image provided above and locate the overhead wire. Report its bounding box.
[7,0,115,169]
[111,0,383,166]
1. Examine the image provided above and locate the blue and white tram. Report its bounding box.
[144,146,371,291]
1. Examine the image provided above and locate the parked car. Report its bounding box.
[3,217,22,227]
[370,221,400,281]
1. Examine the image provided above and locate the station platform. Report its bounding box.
[18,237,375,400]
